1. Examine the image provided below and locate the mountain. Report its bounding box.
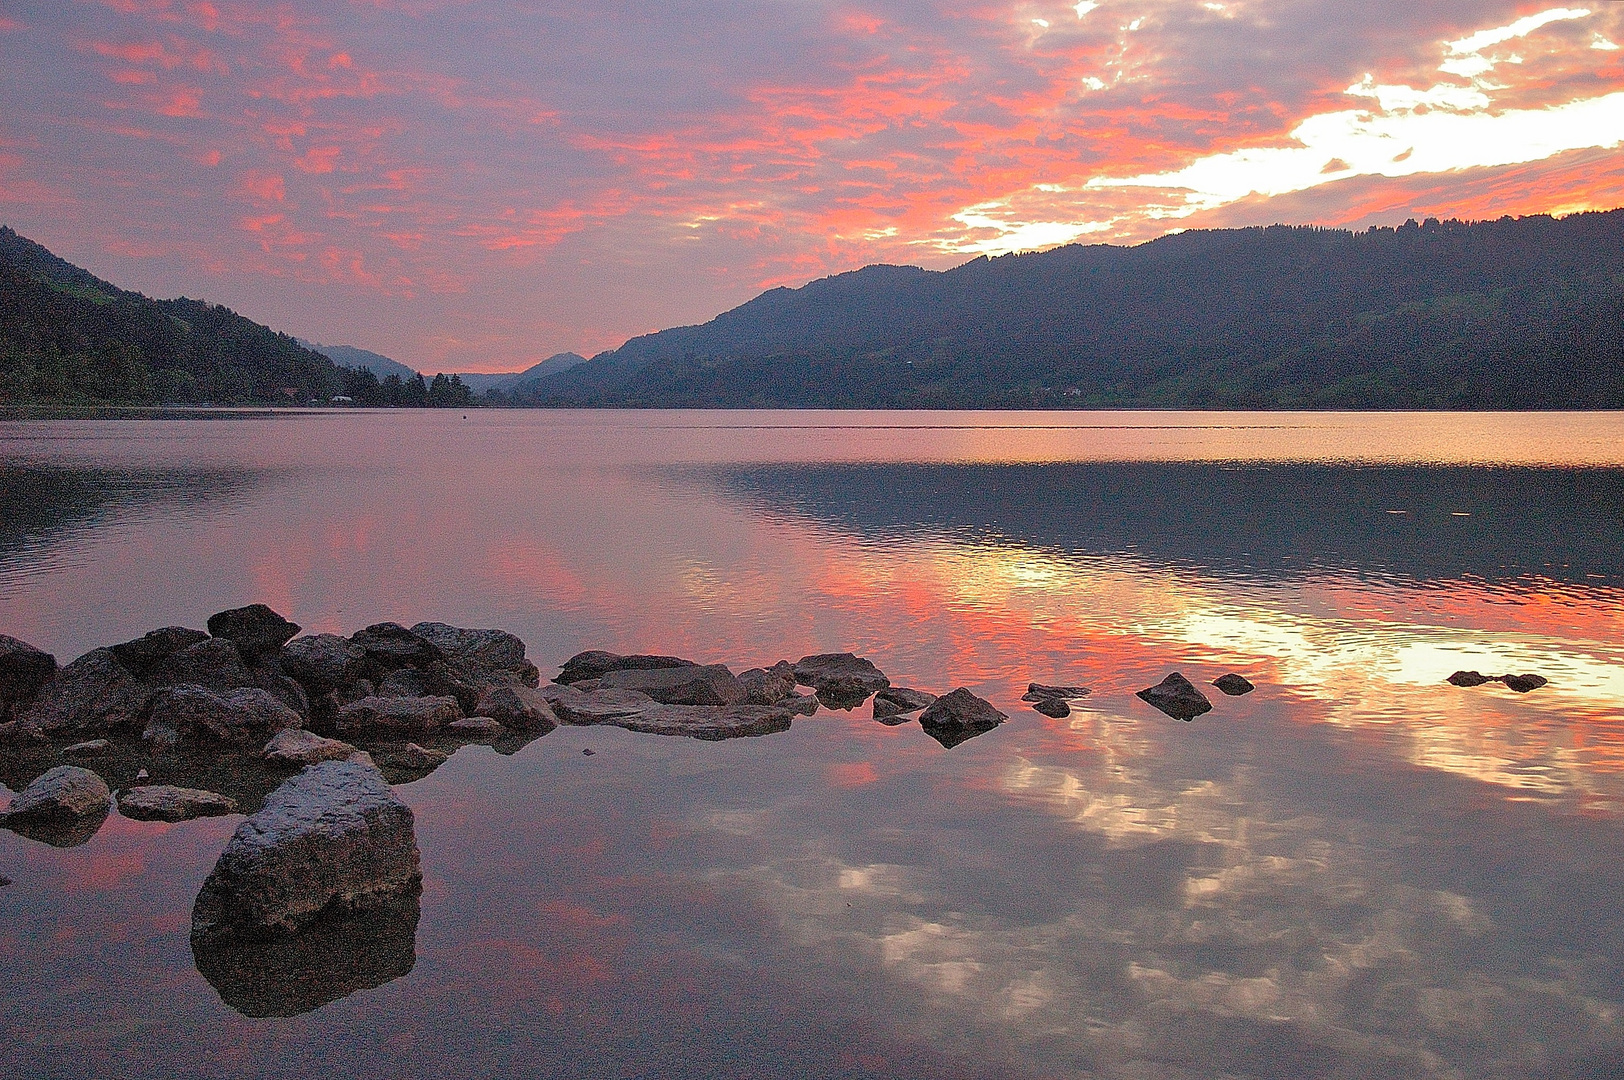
[457,353,587,395]
[300,341,419,381]
[527,210,1624,409]
[1,226,345,406]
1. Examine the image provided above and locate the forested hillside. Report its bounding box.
[528,211,1624,409]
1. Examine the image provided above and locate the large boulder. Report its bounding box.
[0,635,57,720]
[118,785,238,822]
[602,703,794,741]
[918,688,1007,749]
[206,605,301,663]
[548,687,658,725]
[794,653,890,708]
[472,684,558,731]
[108,627,209,676]
[1,765,111,846]
[146,684,303,744]
[738,662,798,707]
[555,651,696,685]
[349,623,443,672]
[152,637,255,691]
[190,759,422,940]
[263,728,357,767]
[595,664,746,706]
[410,623,540,689]
[17,649,150,735]
[333,695,461,737]
[280,634,366,692]
[1136,672,1213,721]
[872,687,936,723]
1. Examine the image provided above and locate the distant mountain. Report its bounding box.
[458,352,587,395]
[528,210,1624,409]
[300,341,419,381]
[0,226,345,406]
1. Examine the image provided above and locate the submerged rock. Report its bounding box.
[548,687,658,724]
[108,627,209,676]
[148,684,303,743]
[793,653,891,702]
[263,729,357,767]
[595,664,746,706]
[1021,683,1090,702]
[1137,672,1213,721]
[607,703,793,741]
[118,785,238,822]
[0,635,57,720]
[918,689,1007,749]
[738,662,798,707]
[333,695,461,737]
[1,765,112,846]
[872,687,936,723]
[1031,697,1071,718]
[206,605,301,663]
[555,651,696,685]
[190,759,421,940]
[472,684,558,731]
[1448,670,1493,688]
[1502,673,1549,693]
[1212,673,1255,697]
[18,649,150,735]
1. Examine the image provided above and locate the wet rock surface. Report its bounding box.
[1448,670,1493,687]
[263,728,356,766]
[556,651,696,685]
[1,765,111,846]
[1502,673,1549,693]
[0,634,57,720]
[548,687,660,724]
[334,694,461,737]
[608,703,794,741]
[118,784,238,822]
[873,687,936,723]
[595,664,747,706]
[1031,697,1071,718]
[1137,672,1214,721]
[1022,683,1090,702]
[793,653,891,704]
[206,605,302,662]
[191,759,421,940]
[1212,673,1256,697]
[919,688,1007,749]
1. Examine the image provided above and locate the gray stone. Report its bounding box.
[1136,672,1213,721]
[18,649,150,735]
[1212,673,1255,696]
[333,695,461,737]
[919,688,1007,749]
[537,681,588,711]
[378,743,448,770]
[778,692,819,717]
[280,634,365,692]
[190,760,421,939]
[596,664,746,706]
[555,650,696,685]
[118,785,238,822]
[549,687,659,725]
[410,623,539,688]
[605,703,793,741]
[1021,683,1091,702]
[472,684,558,731]
[152,637,255,692]
[62,738,112,758]
[108,627,208,675]
[794,653,890,705]
[376,667,430,698]
[2,765,111,833]
[147,684,303,743]
[873,687,936,722]
[0,635,57,720]
[264,729,357,766]
[349,623,443,670]
[206,605,301,662]
[738,662,798,707]
[447,716,504,736]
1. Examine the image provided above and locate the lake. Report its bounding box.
[3,409,1623,1079]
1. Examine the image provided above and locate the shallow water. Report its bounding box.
[3,410,1623,1079]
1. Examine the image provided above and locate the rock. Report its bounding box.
[190,759,421,940]
[538,681,588,710]
[147,684,303,743]
[1,765,111,846]
[555,650,696,685]
[1022,683,1090,702]
[581,748,595,756]
[62,739,111,758]
[778,692,820,717]
[378,743,448,770]
[738,662,798,706]
[1136,672,1213,721]
[349,623,443,671]
[596,664,747,706]
[0,634,57,719]
[346,750,378,769]
[1212,673,1255,697]
[1501,673,1549,693]
[1031,697,1071,718]
[548,688,657,725]
[873,687,937,723]
[472,684,558,731]
[263,729,357,766]
[280,634,365,692]
[206,604,301,662]
[118,785,238,822]
[333,695,461,737]
[135,768,149,781]
[918,688,1007,749]
[17,649,150,735]
[152,637,255,692]
[410,623,539,689]
[447,716,504,737]
[376,667,430,698]
[108,627,208,675]
[1448,670,1493,688]
[605,703,793,741]
[793,653,891,703]
[192,891,418,1018]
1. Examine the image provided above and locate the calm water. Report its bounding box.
[3,410,1624,1080]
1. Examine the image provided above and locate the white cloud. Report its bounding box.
[1073,1,1099,18]
[1445,7,1591,56]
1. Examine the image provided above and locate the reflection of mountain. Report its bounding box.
[192,890,420,1017]
[705,462,1624,586]
[0,464,268,571]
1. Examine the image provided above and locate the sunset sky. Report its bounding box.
[3,1,1622,372]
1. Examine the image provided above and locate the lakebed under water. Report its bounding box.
[2,409,1623,1079]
